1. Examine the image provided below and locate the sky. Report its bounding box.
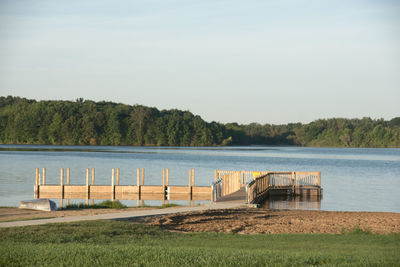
[0,0,399,125]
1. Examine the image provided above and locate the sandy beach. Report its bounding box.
[130,208,400,234]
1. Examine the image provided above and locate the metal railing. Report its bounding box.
[211,178,223,202]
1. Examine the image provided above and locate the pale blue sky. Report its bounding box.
[0,0,399,124]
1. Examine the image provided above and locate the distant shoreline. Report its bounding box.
[1,96,399,148]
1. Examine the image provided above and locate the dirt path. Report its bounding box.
[0,202,243,227]
[0,207,155,222]
[130,208,400,234]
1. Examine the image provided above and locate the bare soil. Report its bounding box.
[130,208,400,234]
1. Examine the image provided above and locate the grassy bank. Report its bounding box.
[60,200,127,210]
[0,220,399,266]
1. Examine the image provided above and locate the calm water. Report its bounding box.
[0,145,399,212]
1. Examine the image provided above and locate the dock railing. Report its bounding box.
[214,170,269,199]
[34,167,212,206]
[246,171,321,204]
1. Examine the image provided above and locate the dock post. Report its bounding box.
[162,168,166,204]
[166,168,169,186]
[35,168,39,199]
[42,168,46,185]
[66,168,70,206]
[163,168,165,188]
[60,168,64,208]
[214,170,217,181]
[86,168,89,205]
[141,168,144,206]
[91,168,95,205]
[166,168,169,205]
[137,168,140,206]
[291,171,296,195]
[318,171,321,195]
[192,169,195,186]
[162,168,166,205]
[188,169,192,200]
[111,168,115,201]
[116,168,120,185]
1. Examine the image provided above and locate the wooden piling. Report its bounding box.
[318,172,321,187]
[42,168,46,185]
[188,169,192,199]
[60,168,64,200]
[116,168,120,185]
[166,168,169,186]
[188,169,192,188]
[86,168,89,205]
[318,171,321,195]
[141,168,145,205]
[111,168,115,201]
[162,169,165,204]
[35,168,39,199]
[291,171,295,194]
[91,168,95,205]
[191,168,195,187]
[66,168,70,206]
[163,168,165,188]
[137,168,141,202]
[67,168,70,184]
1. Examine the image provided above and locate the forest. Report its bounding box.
[0,96,399,147]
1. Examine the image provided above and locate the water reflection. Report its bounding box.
[260,195,322,210]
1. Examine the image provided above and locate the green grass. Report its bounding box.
[0,220,399,266]
[60,201,181,210]
[60,200,127,210]
[156,203,181,209]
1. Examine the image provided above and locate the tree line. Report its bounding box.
[0,96,399,147]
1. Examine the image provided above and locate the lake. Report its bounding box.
[0,145,399,212]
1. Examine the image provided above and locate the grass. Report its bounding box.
[156,203,181,209]
[60,201,181,210]
[0,220,399,266]
[60,200,127,210]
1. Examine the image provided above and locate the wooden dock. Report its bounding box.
[33,168,322,208]
[212,170,322,205]
[34,168,211,206]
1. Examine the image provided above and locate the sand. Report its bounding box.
[130,208,400,234]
